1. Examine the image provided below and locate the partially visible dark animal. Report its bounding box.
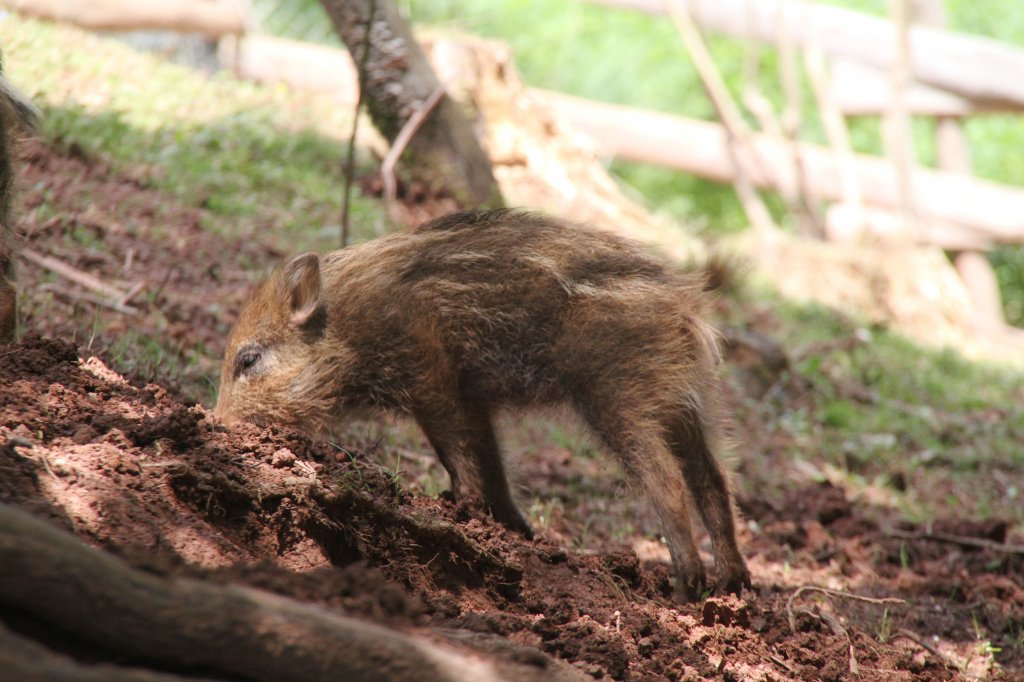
[215,209,751,601]
[0,63,40,342]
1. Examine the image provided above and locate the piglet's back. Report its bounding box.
[315,210,712,404]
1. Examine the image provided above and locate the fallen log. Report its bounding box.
[219,33,359,103]
[587,0,1024,111]
[825,204,989,250]
[540,90,1024,244]
[0,620,210,682]
[829,60,982,117]
[0,503,585,682]
[4,0,247,38]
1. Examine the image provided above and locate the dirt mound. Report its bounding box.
[6,334,1021,680]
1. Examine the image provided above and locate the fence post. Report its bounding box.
[917,0,1005,327]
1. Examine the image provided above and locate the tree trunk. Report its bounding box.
[318,0,502,209]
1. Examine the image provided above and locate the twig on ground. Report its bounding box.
[767,652,798,674]
[786,586,906,633]
[3,436,57,480]
[785,586,912,676]
[893,627,945,659]
[118,280,147,307]
[666,0,777,238]
[151,265,177,304]
[23,248,135,307]
[37,452,58,480]
[817,609,859,676]
[887,527,1024,554]
[2,436,33,450]
[39,283,139,316]
[381,83,447,224]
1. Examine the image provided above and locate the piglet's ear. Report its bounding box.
[283,252,322,326]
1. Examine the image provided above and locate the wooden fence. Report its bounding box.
[584,0,1024,328]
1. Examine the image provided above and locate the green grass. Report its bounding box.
[1,15,386,251]
[752,294,1024,524]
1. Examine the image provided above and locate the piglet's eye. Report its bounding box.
[233,344,264,379]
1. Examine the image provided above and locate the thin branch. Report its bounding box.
[25,247,141,315]
[150,265,177,304]
[23,248,132,302]
[766,653,798,675]
[340,0,377,248]
[380,83,446,225]
[1,436,33,451]
[817,609,858,676]
[887,527,1024,554]
[786,586,906,633]
[803,6,865,240]
[893,628,945,659]
[2,436,57,480]
[666,0,778,238]
[118,280,146,307]
[787,607,860,674]
[786,589,905,678]
[39,283,139,316]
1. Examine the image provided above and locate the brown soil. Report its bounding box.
[3,141,1022,680]
[16,137,282,402]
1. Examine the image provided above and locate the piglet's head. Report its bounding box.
[215,253,336,432]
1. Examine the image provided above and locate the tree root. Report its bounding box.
[0,503,581,682]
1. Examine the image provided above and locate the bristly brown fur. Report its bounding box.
[0,66,40,342]
[216,209,751,601]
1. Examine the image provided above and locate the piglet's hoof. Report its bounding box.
[492,505,535,540]
[673,569,709,603]
[718,564,753,597]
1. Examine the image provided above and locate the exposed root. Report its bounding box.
[888,527,1024,555]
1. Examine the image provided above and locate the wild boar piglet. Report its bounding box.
[215,209,751,600]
